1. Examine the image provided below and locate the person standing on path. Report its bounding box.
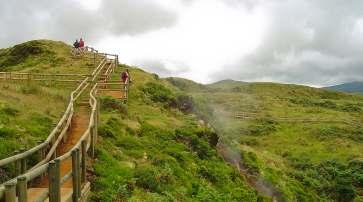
[121,69,129,98]
[79,38,85,53]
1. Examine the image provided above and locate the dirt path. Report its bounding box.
[101,90,125,100]
[28,107,90,201]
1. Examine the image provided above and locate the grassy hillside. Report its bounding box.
[0,40,96,74]
[0,40,263,201]
[325,82,363,93]
[91,67,265,201]
[2,40,362,201]
[0,40,95,181]
[168,80,363,201]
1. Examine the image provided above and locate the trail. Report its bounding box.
[27,107,90,201]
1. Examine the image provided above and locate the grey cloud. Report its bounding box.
[211,0,363,86]
[0,0,177,47]
[136,59,190,78]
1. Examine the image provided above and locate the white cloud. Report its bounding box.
[2,0,363,86]
[96,0,266,83]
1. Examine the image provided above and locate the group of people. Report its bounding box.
[73,38,85,49]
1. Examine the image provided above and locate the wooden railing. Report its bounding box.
[0,72,87,82]
[1,83,99,202]
[0,46,103,84]
[97,82,129,101]
[0,46,121,202]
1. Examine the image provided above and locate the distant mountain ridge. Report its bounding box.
[207,79,247,89]
[325,82,363,93]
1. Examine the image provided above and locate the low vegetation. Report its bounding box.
[1,40,362,201]
[91,67,264,201]
[169,80,363,201]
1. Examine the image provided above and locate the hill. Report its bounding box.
[1,40,363,201]
[207,79,247,90]
[0,40,96,160]
[0,40,264,201]
[168,79,363,201]
[325,82,363,93]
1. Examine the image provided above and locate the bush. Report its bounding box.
[174,95,195,113]
[175,127,216,159]
[242,118,277,136]
[0,41,49,67]
[0,127,17,138]
[141,82,176,105]
[135,165,174,193]
[20,85,39,94]
[289,160,362,201]
[341,103,361,112]
[1,105,19,116]
[240,150,260,174]
[98,116,124,138]
[100,96,127,114]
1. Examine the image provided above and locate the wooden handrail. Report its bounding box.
[0,46,120,202]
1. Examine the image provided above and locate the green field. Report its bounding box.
[168,78,363,201]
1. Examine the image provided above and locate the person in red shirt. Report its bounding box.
[79,38,85,48]
[121,69,129,99]
[121,69,129,84]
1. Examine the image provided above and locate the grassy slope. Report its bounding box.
[169,79,363,201]
[0,40,97,180]
[0,39,96,74]
[91,68,264,201]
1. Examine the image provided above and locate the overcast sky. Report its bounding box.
[1,0,363,86]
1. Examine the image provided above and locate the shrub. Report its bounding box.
[0,127,17,138]
[98,116,124,138]
[240,150,260,174]
[100,96,127,114]
[135,165,174,193]
[20,85,39,94]
[141,82,176,105]
[1,105,19,116]
[0,41,49,67]
[242,118,277,136]
[174,95,195,113]
[341,103,361,112]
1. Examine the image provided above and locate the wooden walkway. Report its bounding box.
[0,47,127,202]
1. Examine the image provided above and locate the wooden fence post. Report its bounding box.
[14,150,21,177]
[49,160,61,202]
[4,181,16,202]
[20,158,26,175]
[81,140,87,183]
[17,176,27,202]
[90,125,95,158]
[72,149,80,202]
[93,52,96,68]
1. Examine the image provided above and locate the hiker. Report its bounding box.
[121,69,129,99]
[79,38,85,49]
[73,39,79,49]
[121,69,129,85]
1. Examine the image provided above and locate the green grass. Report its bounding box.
[2,39,362,201]
[0,40,98,182]
[0,40,100,74]
[169,80,363,201]
[91,67,263,201]
[0,82,71,158]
